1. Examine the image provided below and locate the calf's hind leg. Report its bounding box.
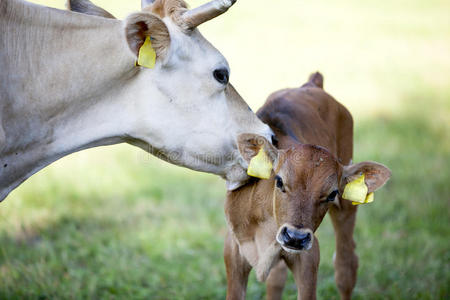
[329,202,359,300]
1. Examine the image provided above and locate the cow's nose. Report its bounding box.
[279,226,312,250]
[271,134,279,147]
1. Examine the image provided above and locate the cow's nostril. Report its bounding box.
[271,135,278,147]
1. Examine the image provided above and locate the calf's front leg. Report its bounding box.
[329,201,359,300]
[285,236,320,300]
[265,260,287,300]
[224,232,252,300]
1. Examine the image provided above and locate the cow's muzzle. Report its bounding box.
[276,224,313,253]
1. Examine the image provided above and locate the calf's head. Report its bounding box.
[238,134,391,253]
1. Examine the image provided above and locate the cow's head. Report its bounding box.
[238,134,391,253]
[68,0,273,189]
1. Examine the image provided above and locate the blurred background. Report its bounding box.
[1,0,449,299]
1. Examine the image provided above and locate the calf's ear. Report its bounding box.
[341,161,391,193]
[124,12,170,62]
[237,134,278,179]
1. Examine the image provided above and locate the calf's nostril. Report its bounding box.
[279,227,312,250]
[280,226,290,242]
[301,233,311,245]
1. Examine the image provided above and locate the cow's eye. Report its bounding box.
[213,68,229,85]
[326,190,339,202]
[275,175,285,192]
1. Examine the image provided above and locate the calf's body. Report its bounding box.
[225,73,391,299]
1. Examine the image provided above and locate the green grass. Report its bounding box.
[2,0,450,299]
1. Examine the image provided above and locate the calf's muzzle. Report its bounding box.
[276,224,313,252]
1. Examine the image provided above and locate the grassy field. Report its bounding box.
[1,0,449,299]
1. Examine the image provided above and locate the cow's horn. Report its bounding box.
[181,0,237,29]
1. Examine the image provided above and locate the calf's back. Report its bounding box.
[257,73,353,164]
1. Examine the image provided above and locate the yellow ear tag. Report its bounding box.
[365,192,374,203]
[247,147,273,179]
[351,192,374,206]
[137,36,156,69]
[343,174,368,204]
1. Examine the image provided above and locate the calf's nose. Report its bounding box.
[279,226,312,250]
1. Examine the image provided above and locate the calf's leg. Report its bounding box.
[285,237,320,300]
[224,232,252,300]
[329,201,359,300]
[265,260,287,300]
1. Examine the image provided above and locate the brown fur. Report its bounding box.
[143,0,196,31]
[143,0,187,19]
[144,0,236,31]
[224,72,391,299]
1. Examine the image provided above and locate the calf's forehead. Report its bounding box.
[282,145,340,189]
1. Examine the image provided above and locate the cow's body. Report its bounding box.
[0,1,133,200]
[0,0,273,200]
[225,73,390,299]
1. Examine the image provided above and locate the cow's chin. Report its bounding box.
[226,179,247,191]
[224,161,251,191]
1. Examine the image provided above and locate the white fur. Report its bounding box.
[0,0,272,201]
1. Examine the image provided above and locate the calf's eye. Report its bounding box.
[326,190,339,202]
[275,175,285,192]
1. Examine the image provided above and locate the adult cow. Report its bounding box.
[0,0,273,201]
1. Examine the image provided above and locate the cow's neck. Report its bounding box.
[0,1,142,200]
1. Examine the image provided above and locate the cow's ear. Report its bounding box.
[237,134,278,164]
[341,161,391,193]
[237,134,278,179]
[141,0,156,9]
[124,12,170,61]
[67,0,116,19]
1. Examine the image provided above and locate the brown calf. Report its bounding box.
[224,73,391,300]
